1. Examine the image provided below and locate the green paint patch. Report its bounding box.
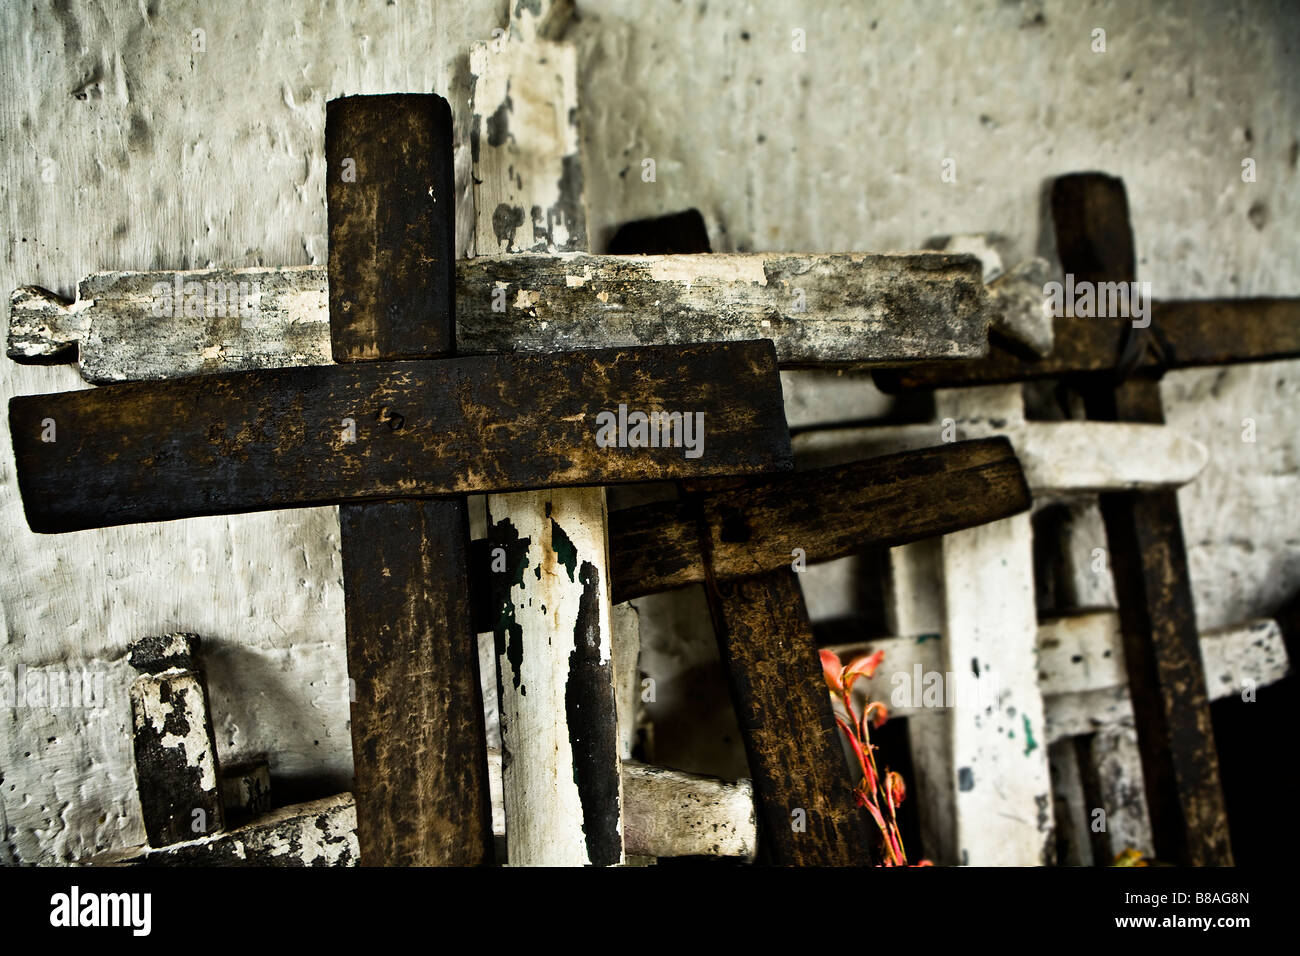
[1023,715,1038,756]
[916,632,941,644]
[552,521,578,582]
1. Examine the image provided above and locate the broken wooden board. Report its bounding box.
[128,633,224,848]
[10,340,791,533]
[96,793,360,867]
[327,93,493,867]
[602,437,1029,605]
[7,252,991,381]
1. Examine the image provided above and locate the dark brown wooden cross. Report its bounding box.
[876,172,1300,865]
[8,94,793,866]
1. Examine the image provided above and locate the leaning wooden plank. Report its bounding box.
[700,566,873,864]
[606,438,1029,604]
[874,298,1300,391]
[128,633,225,848]
[792,419,1207,494]
[7,252,990,383]
[9,340,791,533]
[328,94,493,866]
[473,1,623,868]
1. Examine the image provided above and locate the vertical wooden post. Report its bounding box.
[936,386,1056,866]
[884,540,958,864]
[328,94,493,866]
[1056,172,1233,865]
[473,3,624,866]
[699,564,875,864]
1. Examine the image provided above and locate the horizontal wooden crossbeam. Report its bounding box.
[8,252,990,382]
[10,341,790,533]
[96,759,758,865]
[874,299,1300,391]
[826,614,1289,743]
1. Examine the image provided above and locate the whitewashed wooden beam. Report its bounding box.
[620,762,757,860]
[127,633,224,848]
[793,419,1207,494]
[882,539,957,865]
[475,3,622,868]
[8,251,990,383]
[936,386,1054,866]
[826,616,1288,740]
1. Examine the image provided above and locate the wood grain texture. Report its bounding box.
[1059,172,1232,866]
[10,340,791,533]
[607,437,1029,604]
[340,500,493,865]
[7,251,991,381]
[327,94,492,867]
[698,565,872,865]
[326,95,456,362]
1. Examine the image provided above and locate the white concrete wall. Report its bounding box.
[1,0,1296,862]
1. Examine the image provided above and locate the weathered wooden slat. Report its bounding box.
[127,634,225,848]
[699,565,873,864]
[473,3,624,868]
[9,340,791,533]
[97,794,360,867]
[487,487,624,866]
[828,615,1289,737]
[603,438,1029,605]
[328,94,493,867]
[874,298,1300,391]
[7,251,991,382]
[792,420,1207,494]
[1057,171,1231,866]
[326,94,455,362]
[934,386,1054,866]
[621,760,756,859]
[99,758,758,865]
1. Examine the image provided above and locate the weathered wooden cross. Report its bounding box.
[10,89,799,869]
[870,172,1300,865]
[11,5,1100,867]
